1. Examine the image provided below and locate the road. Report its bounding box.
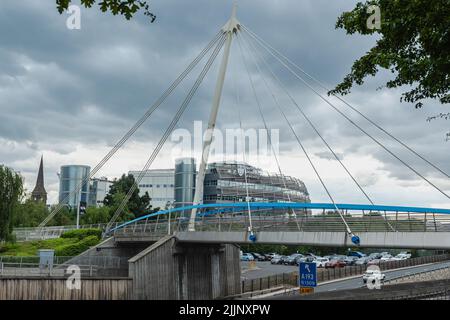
[315,260,450,293]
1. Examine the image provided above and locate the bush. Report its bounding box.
[55,235,100,256]
[61,228,102,240]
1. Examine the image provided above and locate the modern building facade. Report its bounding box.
[128,159,310,214]
[31,155,47,204]
[89,177,114,207]
[58,165,91,208]
[203,161,310,205]
[174,158,196,208]
[129,169,175,210]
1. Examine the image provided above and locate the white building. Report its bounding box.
[128,169,175,210]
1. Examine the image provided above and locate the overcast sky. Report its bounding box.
[1,0,449,208]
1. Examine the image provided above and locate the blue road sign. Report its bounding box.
[299,262,317,287]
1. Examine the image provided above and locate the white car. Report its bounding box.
[380,254,393,261]
[362,269,386,284]
[392,253,410,260]
[313,257,329,268]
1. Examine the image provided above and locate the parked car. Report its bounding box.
[398,252,412,259]
[348,251,366,258]
[344,256,359,266]
[285,254,303,265]
[270,255,282,264]
[313,257,329,268]
[296,256,315,265]
[380,254,393,262]
[355,257,371,265]
[368,253,382,260]
[393,253,410,260]
[325,259,346,268]
[240,253,254,261]
[363,269,386,284]
[264,253,278,261]
[250,253,266,261]
[367,259,381,266]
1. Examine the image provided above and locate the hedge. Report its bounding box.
[61,228,102,240]
[54,235,100,256]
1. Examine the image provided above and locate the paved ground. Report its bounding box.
[241,261,298,280]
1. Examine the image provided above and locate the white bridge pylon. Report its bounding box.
[188,4,240,232]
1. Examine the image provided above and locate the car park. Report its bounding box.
[355,257,371,265]
[344,256,359,266]
[250,252,266,261]
[348,251,366,258]
[367,259,381,266]
[313,257,329,268]
[325,259,346,268]
[270,255,282,264]
[240,253,255,261]
[363,269,386,284]
[264,253,278,261]
[296,256,315,265]
[285,254,303,265]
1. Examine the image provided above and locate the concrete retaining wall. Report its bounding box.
[128,235,241,300]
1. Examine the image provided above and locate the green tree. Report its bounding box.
[56,0,156,22]
[330,0,449,109]
[103,174,156,220]
[0,166,24,241]
[12,199,49,228]
[80,206,111,225]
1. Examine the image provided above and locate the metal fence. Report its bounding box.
[0,255,127,277]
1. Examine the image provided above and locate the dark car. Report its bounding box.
[344,256,359,266]
[278,255,289,265]
[250,253,266,261]
[284,254,303,265]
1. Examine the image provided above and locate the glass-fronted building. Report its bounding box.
[89,177,113,207]
[174,158,196,208]
[203,162,310,205]
[58,165,91,208]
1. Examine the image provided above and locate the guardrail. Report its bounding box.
[0,262,98,277]
[384,264,450,285]
[238,254,450,295]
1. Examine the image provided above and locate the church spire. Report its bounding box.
[31,155,47,204]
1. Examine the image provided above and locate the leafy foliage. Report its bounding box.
[12,199,49,228]
[0,229,101,256]
[0,166,24,241]
[330,0,450,109]
[56,0,156,22]
[103,173,158,220]
[60,228,102,240]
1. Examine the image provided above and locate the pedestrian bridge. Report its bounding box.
[109,202,450,249]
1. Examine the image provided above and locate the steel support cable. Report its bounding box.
[105,36,227,232]
[236,36,353,235]
[39,31,224,228]
[235,33,302,231]
[242,24,450,180]
[242,27,450,202]
[237,33,353,235]
[240,31,396,232]
[234,77,254,235]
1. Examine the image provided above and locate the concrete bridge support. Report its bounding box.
[128,235,241,299]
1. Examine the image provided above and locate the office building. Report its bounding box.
[58,165,90,208]
[128,169,175,210]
